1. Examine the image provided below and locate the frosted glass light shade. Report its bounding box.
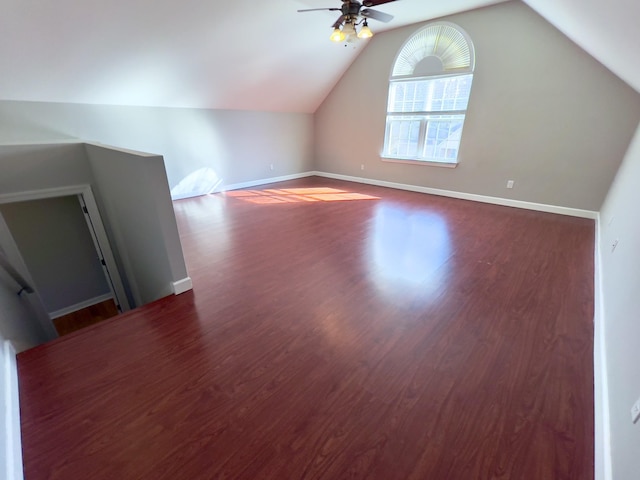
[342,22,356,37]
[330,28,345,42]
[358,24,373,39]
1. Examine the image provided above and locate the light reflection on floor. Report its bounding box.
[368,203,452,303]
[225,187,380,204]
[173,193,231,258]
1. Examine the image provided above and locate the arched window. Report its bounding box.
[382,22,475,166]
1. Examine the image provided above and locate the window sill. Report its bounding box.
[380,157,458,168]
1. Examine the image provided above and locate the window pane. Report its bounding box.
[385,117,422,158]
[423,115,465,160]
[383,114,465,161]
[388,74,473,113]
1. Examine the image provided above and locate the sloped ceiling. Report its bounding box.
[1,0,638,114]
[523,0,640,95]
[1,0,505,113]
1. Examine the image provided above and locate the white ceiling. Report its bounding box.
[523,0,640,95]
[0,0,505,113]
[1,0,638,114]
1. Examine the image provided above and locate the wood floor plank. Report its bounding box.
[18,177,594,479]
[53,298,119,336]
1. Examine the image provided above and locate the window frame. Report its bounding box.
[381,22,475,168]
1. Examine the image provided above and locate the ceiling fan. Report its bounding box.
[297,0,398,42]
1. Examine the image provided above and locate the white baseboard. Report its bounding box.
[172,277,193,295]
[2,340,24,480]
[48,293,113,319]
[216,172,315,193]
[179,170,597,219]
[593,214,612,480]
[312,171,598,219]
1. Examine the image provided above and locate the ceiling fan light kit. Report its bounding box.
[297,0,396,43]
[340,19,357,42]
[330,28,346,42]
[357,20,373,39]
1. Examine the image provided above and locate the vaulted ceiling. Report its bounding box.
[524,0,640,95]
[1,0,638,113]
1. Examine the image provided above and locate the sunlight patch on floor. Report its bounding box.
[225,187,380,204]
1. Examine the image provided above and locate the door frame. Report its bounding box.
[0,185,130,321]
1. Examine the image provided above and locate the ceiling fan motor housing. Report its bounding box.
[342,1,362,18]
[297,0,396,33]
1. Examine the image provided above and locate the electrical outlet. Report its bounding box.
[612,239,619,252]
[507,180,514,189]
[631,396,640,424]
[270,164,274,171]
[361,164,365,171]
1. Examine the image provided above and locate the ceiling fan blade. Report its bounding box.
[362,0,397,7]
[361,8,394,23]
[332,15,346,29]
[297,8,341,12]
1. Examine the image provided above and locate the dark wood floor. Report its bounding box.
[53,298,119,336]
[18,177,595,479]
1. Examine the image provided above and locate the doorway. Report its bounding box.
[0,185,129,336]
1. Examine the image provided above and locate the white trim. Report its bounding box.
[2,340,24,480]
[0,184,89,205]
[78,192,131,312]
[312,171,598,219]
[594,214,612,480]
[172,277,193,295]
[48,293,114,319]
[215,172,315,193]
[381,157,458,168]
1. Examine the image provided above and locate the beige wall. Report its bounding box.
[0,144,93,348]
[598,122,640,480]
[0,264,48,351]
[86,144,188,306]
[0,101,314,198]
[0,196,110,313]
[0,142,189,312]
[0,143,91,194]
[314,1,640,211]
